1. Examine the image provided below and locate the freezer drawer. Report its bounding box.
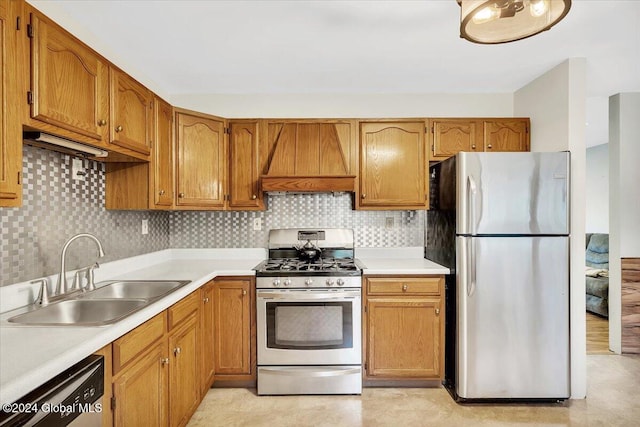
[456,152,570,235]
[456,236,570,399]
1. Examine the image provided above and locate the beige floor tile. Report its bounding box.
[188,354,640,427]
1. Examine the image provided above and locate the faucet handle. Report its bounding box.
[32,279,50,306]
[85,262,100,291]
[72,270,86,292]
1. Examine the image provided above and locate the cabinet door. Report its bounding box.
[113,340,168,427]
[200,282,216,395]
[359,121,427,209]
[110,68,152,155]
[430,119,480,160]
[213,279,251,375]
[169,314,199,427]
[29,13,109,141]
[0,0,22,207]
[484,119,529,152]
[366,297,442,379]
[175,112,226,208]
[151,97,174,208]
[229,121,262,209]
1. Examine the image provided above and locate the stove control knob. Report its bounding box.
[326,279,335,286]
[283,279,292,287]
[305,279,313,286]
[337,279,345,287]
[273,279,281,287]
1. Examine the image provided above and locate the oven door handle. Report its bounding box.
[257,291,360,300]
[258,367,361,377]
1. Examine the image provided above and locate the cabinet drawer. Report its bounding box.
[366,277,442,296]
[168,291,199,330]
[113,312,166,374]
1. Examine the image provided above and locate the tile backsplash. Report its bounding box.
[1,145,425,286]
[170,194,425,248]
[0,146,169,286]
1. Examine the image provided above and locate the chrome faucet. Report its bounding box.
[56,233,105,295]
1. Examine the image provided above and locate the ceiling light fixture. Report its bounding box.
[457,0,571,44]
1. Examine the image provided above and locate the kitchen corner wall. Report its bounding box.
[1,145,425,287]
[0,146,170,287]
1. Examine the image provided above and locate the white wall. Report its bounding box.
[514,58,587,399]
[170,93,514,118]
[585,144,609,233]
[609,93,640,354]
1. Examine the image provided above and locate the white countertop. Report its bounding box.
[0,250,265,405]
[0,247,448,404]
[356,247,450,275]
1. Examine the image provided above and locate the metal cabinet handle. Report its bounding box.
[203,297,209,303]
[487,144,493,149]
[115,125,123,132]
[178,193,185,198]
[242,290,247,296]
[174,347,181,356]
[161,358,169,365]
[159,190,165,196]
[98,119,107,126]
[361,194,366,199]
[251,194,257,200]
[435,308,440,315]
[402,284,408,292]
[471,144,476,149]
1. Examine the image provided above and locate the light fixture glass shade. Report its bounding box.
[458,0,571,44]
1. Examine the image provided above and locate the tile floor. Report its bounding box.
[188,355,640,427]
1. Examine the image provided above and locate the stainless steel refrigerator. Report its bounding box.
[427,151,571,402]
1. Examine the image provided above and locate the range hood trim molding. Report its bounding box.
[260,175,356,193]
[23,132,109,158]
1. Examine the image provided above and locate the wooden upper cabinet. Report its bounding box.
[175,110,226,209]
[109,68,152,156]
[430,119,479,161]
[428,118,530,161]
[484,119,529,152]
[151,97,174,208]
[359,121,428,210]
[0,0,22,207]
[29,13,109,142]
[229,120,262,210]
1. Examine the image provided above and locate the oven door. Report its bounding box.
[257,288,362,366]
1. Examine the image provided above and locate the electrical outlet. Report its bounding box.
[141,219,149,235]
[253,217,262,231]
[385,217,394,229]
[71,158,85,181]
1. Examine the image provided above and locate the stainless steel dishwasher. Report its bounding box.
[0,355,104,427]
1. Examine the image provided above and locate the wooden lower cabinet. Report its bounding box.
[200,281,216,394]
[112,340,168,427]
[213,277,256,382]
[111,292,203,427]
[364,276,444,381]
[168,313,200,427]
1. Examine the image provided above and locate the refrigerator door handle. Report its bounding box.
[467,175,478,235]
[468,237,476,297]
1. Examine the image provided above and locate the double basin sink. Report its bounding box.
[7,280,191,326]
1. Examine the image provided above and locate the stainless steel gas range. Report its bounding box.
[254,228,363,395]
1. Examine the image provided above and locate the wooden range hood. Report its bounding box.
[260,121,357,193]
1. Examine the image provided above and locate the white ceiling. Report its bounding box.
[27,0,640,146]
